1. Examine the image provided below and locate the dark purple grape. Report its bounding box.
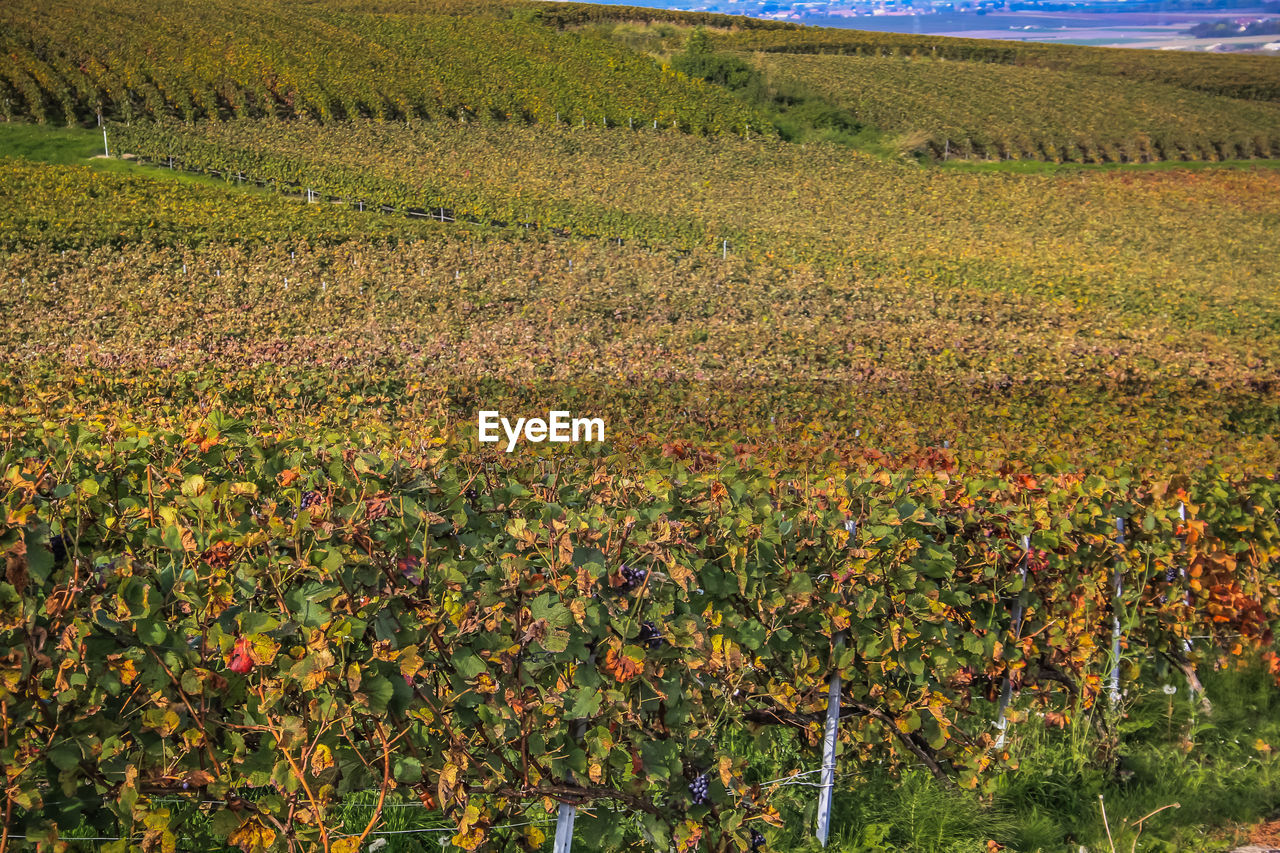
[749,829,765,852]
[637,621,665,649]
[689,772,710,805]
[49,533,68,567]
[288,490,325,520]
[465,487,479,502]
[620,565,648,591]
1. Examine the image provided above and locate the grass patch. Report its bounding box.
[0,120,107,163]
[724,659,1280,852]
[0,120,274,191]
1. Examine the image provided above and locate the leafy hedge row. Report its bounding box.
[2,415,1277,850]
[526,2,798,31]
[109,120,728,251]
[0,0,764,132]
[747,52,1280,164]
[716,27,1280,103]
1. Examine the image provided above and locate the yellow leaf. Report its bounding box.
[228,819,276,853]
[108,655,139,686]
[398,644,424,680]
[718,755,733,789]
[452,825,486,851]
[248,634,279,667]
[311,742,334,773]
[437,763,460,810]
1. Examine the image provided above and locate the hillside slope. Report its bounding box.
[0,0,762,132]
[749,51,1280,161]
[714,25,1280,102]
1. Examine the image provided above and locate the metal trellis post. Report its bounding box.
[553,801,576,853]
[1178,502,1191,654]
[816,648,842,846]
[1111,518,1125,708]
[995,534,1031,747]
[818,519,856,845]
[554,649,595,853]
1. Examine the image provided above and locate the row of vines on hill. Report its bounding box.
[1,416,1278,851]
[749,53,1280,164]
[527,1,798,31]
[109,120,729,251]
[715,27,1280,103]
[0,0,764,133]
[99,116,1280,315]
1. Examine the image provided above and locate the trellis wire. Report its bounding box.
[124,151,733,260]
[16,816,557,847]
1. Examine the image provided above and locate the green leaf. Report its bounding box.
[240,611,280,635]
[48,742,81,771]
[162,524,185,553]
[393,756,423,783]
[362,675,394,713]
[284,583,340,628]
[737,621,766,650]
[566,686,602,719]
[453,650,487,680]
[118,576,153,620]
[136,618,167,645]
[24,538,54,585]
[181,474,206,497]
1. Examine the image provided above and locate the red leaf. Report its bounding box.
[228,636,253,674]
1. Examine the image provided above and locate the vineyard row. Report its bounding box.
[2,421,1278,849]
[118,148,728,256]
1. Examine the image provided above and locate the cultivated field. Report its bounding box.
[2,2,1280,851]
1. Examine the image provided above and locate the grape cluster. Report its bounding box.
[286,490,325,520]
[620,564,648,591]
[749,829,765,852]
[637,621,665,649]
[465,487,479,502]
[688,772,710,805]
[49,533,67,567]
